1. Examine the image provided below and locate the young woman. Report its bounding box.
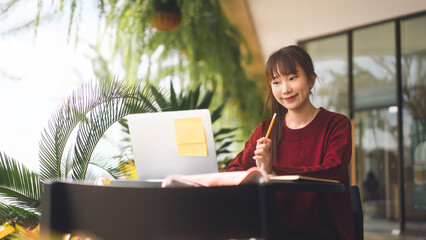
[226,45,355,240]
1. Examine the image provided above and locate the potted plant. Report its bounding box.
[32,0,265,135]
[0,78,237,238]
[151,0,182,31]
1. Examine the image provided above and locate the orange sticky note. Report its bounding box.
[174,117,208,156]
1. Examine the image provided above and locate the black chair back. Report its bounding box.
[350,185,364,240]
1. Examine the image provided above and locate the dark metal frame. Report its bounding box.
[395,18,406,233]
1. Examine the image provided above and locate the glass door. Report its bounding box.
[301,34,349,116]
[353,21,401,233]
[354,108,400,232]
[401,14,426,233]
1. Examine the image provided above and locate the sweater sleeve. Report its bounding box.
[273,117,352,182]
[226,122,266,172]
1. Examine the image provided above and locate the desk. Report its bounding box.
[265,180,344,192]
[40,180,345,240]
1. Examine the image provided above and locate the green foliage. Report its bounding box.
[36,0,265,135]
[2,0,266,158]
[39,78,163,181]
[104,0,264,125]
[2,0,267,135]
[1,78,166,225]
[117,80,237,165]
[0,152,41,226]
[0,0,258,226]
[0,77,237,226]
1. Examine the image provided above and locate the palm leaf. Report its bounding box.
[188,85,201,109]
[63,143,75,178]
[214,135,236,143]
[148,85,172,111]
[0,152,41,203]
[214,128,239,137]
[197,88,215,109]
[39,78,158,182]
[134,88,162,112]
[211,98,228,123]
[71,81,164,180]
[0,152,41,219]
[39,80,103,181]
[112,80,239,168]
[0,202,39,227]
[89,154,124,180]
[118,118,130,135]
[169,81,178,109]
[216,141,233,154]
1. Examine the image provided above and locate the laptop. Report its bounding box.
[111,109,218,187]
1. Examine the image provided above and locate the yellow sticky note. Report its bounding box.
[176,143,207,156]
[174,117,208,156]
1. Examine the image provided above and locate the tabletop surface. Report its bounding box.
[109,178,346,193]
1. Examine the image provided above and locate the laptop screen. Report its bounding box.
[127,109,218,181]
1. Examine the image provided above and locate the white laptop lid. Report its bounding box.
[127,109,218,181]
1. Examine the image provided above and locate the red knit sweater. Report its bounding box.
[227,108,355,240]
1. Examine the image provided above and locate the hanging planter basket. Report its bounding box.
[151,0,182,32]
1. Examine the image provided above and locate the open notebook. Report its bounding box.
[269,175,339,183]
[111,109,218,187]
[161,170,339,187]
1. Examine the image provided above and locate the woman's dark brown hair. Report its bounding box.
[263,45,316,162]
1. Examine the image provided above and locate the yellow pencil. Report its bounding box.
[265,113,277,139]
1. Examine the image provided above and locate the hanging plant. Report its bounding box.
[151,0,182,31]
[31,0,265,137]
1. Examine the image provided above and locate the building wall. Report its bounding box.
[246,0,426,62]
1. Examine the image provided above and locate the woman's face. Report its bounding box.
[270,64,315,112]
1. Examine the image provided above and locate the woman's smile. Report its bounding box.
[283,94,297,102]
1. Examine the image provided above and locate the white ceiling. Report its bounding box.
[246,0,426,63]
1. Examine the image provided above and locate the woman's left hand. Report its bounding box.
[253,137,273,173]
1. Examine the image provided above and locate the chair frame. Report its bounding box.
[350,185,364,240]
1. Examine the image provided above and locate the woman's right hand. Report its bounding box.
[253,137,273,174]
